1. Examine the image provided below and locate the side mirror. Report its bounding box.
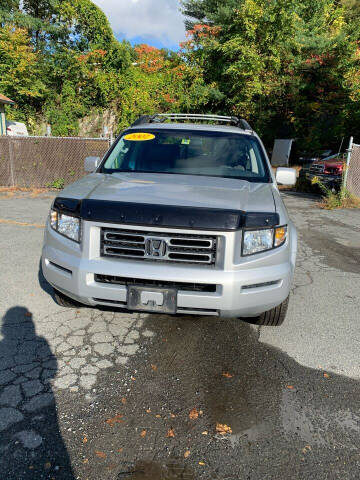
[276,167,297,186]
[84,156,101,173]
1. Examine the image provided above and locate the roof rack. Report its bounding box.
[130,113,253,131]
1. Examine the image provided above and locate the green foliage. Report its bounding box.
[46,178,65,189]
[181,0,360,151]
[311,175,360,209]
[2,0,360,153]
[58,0,114,50]
[295,175,317,194]
[0,25,47,124]
[0,0,207,136]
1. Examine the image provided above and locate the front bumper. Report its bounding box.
[42,221,295,318]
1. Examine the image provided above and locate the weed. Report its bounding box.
[311,176,360,209]
[46,178,65,189]
[295,175,317,193]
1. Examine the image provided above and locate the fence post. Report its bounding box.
[8,138,15,187]
[343,136,353,191]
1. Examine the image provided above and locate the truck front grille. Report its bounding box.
[94,274,217,293]
[309,164,325,174]
[100,228,217,265]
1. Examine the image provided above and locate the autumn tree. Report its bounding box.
[181,0,360,150]
[0,25,46,124]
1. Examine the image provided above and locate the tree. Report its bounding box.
[0,25,46,122]
[181,0,360,150]
[58,0,114,51]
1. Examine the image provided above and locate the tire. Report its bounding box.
[54,289,81,308]
[242,296,289,327]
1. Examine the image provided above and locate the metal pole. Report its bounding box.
[343,136,353,191]
[337,136,344,157]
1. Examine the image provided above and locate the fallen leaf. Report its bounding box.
[83,436,88,444]
[286,385,295,390]
[106,414,124,427]
[199,462,205,466]
[222,372,233,378]
[25,312,32,317]
[140,430,147,438]
[323,373,330,378]
[146,408,151,413]
[201,431,208,435]
[302,445,312,454]
[95,451,107,459]
[189,408,199,420]
[44,462,51,470]
[155,414,161,418]
[131,376,136,381]
[151,364,157,371]
[118,448,123,453]
[83,458,89,464]
[166,428,175,438]
[170,413,176,418]
[184,450,191,458]
[216,423,232,435]
[121,397,127,405]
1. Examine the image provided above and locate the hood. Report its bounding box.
[314,158,344,167]
[60,172,276,213]
[315,160,343,167]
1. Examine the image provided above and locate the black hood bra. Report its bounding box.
[53,197,279,231]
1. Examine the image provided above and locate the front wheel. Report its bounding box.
[54,289,81,308]
[242,296,289,326]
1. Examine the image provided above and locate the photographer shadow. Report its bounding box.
[0,306,75,479]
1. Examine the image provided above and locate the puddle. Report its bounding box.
[205,370,277,441]
[120,461,194,479]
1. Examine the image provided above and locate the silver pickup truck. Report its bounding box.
[42,114,297,326]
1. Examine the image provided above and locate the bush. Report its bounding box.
[295,175,318,193]
[311,176,360,210]
[46,178,65,189]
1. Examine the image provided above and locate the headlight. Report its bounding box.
[243,226,287,256]
[50,210,81,243]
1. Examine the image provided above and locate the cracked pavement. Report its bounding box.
[0,191,360,479]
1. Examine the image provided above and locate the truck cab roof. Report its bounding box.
[127,122,255,136]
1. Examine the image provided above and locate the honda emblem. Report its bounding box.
[146,238,167,258]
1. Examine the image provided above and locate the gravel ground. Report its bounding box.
[0,190,359,480]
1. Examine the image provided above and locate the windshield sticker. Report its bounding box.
[181,138,191,145]
[124,133,155,141]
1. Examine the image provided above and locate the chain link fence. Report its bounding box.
[346,142,360,198]
[0,136,110,188]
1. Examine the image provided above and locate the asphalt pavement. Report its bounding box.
[0,189,359,480]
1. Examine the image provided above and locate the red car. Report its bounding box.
[307,155,345,189]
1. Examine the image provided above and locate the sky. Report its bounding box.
[93,0,187,50]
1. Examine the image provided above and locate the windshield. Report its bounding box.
[101,129,270,182]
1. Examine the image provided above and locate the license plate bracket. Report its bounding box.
[127,286,177,314]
